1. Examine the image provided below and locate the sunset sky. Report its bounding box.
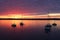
[0,0,60,16]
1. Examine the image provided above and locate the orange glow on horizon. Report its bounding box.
[0,14,48,18]
[0,13,60,18]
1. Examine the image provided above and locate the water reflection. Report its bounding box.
[20,22,24,32]
[45,23,52,33]
[11,24,16,32]
[0,20,60,40]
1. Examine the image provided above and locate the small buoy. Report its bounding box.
[52,23,57,26]
[20,22,24,26]
[11,24,16,28]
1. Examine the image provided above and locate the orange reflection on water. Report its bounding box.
[0,20,47,28]
[0,20,60,31]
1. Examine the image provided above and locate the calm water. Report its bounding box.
[0,20,60,40]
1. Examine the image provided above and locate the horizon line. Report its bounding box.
[0,18,60,20]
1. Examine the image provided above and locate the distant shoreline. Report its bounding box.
[0,18,60,20]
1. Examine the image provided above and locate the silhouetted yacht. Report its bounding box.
[45,8,52,33]
[11,24,16,28]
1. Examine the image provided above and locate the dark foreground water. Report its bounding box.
[0,20,60,40]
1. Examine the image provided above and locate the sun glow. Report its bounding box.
[0,14,47,18]
[0,14,23,18]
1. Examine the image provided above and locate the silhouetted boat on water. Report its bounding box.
[11,24,16,28]
[52,19,57,26]
[20,22,24,26]
[52,23,57,26]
